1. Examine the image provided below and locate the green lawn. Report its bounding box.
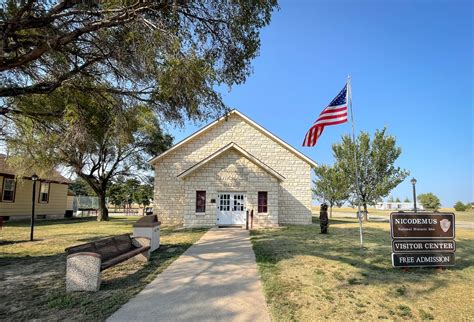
[312,206,393,216]
[251,218,474,321]
[0,217,207,321]
[312,206,474,222]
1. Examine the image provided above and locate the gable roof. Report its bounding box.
[0,154,70,184]
[177,142,286,181]
[149,110,318,168]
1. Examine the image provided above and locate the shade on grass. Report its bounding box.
[0,217,207,320]
[251,218,474,321]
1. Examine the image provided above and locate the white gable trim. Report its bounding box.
[177,142,285,181]
[149,110,318,168]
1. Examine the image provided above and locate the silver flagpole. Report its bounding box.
[347,75,364,247]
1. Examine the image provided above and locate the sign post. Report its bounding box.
[390,212,456,268]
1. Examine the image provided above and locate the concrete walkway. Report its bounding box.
[108,228,271,322]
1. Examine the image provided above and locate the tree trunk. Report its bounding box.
[97,191,109,221]
[329,205,333,218]
[363,203,368,222]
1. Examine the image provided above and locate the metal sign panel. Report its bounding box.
[390,212,455,239]
[392,240,456,253]
[392,252,455,267]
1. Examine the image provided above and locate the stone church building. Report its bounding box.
[150,110,316,228]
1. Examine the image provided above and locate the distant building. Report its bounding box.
[0,154,70,220]
[375,201,424,211]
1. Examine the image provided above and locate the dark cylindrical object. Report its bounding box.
[246,211,249,230]
[250,210,254,229]
[412,184,417,213]
[30,180,36,241]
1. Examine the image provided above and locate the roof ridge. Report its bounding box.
[149,109,318,168]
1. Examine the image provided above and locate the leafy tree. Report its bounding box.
[1,1,278,221]
[404,197,411,202]
[107,177,128,209]
[137,175,155,207]
[1,1,278,121]
[453,201,468,212]
[395,197,401,202]
[313,164,350,218]
[69,177,96,196]
[5,88,172,221]
[418,193,441,210]
[332,128,409,221]
[136,184,154,207]
[388,196,394,202]
[124,179,141,208]
[108,177,153,210]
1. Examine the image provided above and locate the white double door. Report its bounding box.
[217,192,246,225]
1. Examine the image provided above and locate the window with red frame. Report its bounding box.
[258,191,268,213]
[196,191,206,213]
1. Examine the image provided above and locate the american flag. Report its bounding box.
[302,84,348,147]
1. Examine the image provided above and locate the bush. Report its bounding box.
[418,193,441,210]
[454,201,468,211]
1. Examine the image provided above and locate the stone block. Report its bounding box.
[66,254,101,292]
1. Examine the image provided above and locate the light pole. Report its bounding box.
[411,177,417,213]
[30,173,38,241]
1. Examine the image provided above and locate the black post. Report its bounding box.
[413,184,417,213]
[250,209,254,230]
[246,210,249,230]
[411,177,417,213]
[30,176,37,241]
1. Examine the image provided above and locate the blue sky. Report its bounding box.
[167,0,473,207]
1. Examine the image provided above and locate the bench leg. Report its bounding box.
[132,237,151,262]
[66,255,101,292]
[134,250,150,262]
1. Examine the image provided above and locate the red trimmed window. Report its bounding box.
[258,191,268,213]
[196,191,206,213]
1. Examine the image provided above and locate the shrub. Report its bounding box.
[454,201,468,211]
[418,193,441,210]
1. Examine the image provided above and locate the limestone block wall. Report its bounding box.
[182,149,279,228]
[153,113,313,226]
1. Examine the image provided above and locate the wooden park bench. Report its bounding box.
[65,234,151,292]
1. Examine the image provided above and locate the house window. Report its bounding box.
[39,182,50,203]
[196,191,206,213]
[258,191,268,213]
[2,178,16,202]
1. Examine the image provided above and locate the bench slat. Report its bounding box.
[65,242,97,255]
[100,246,150,270]
[94,238,121,261]
[65,233,135,261]
[113,234,135,253]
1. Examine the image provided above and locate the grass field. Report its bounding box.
[312,206,474,222]
[0,217,207,321]
[251,218,474,321]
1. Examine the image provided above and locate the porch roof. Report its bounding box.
[177,142,286,181]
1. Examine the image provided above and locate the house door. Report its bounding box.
[217,193,246,225]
